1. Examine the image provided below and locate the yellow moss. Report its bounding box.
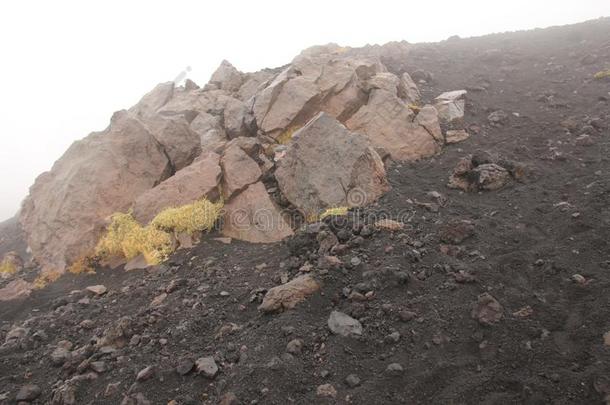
[94,199,223,267]
[0,259,17,276]
[33,270,62,290]
[276,125,302,145]
[151,199,223,235]
[68,255,96,275]
[95,212,173,266]
[408,104,421,113]
[594,70,610,80]
[319,206,349,221]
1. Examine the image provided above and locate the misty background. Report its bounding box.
[1,0,609,221]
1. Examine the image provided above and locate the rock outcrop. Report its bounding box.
[20,111,172,272]
[275,113,390,219]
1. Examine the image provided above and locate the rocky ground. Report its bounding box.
[1,18,610,405]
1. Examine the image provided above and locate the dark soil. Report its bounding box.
[1,18,610,405]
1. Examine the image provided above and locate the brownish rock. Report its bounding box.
[439,220,475,244]
[133,152,222,224]
[222,182,293,243]
[258,274,320,313]
[276,113,389,219]
[20,111,172,272]
[472,293,503,325]
[220,143,262,199]
[208,60,244,93]
[0,279,33,301]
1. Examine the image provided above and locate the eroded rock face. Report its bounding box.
[222,182,293,243]
[132,152,222,224]
[276,113,390,219]
[0,279,33,301]
[435,90,467,124]
[20,111,172,272]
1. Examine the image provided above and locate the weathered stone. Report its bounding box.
[472,293,503,325]
[434,90,467,124]
[439,220,475,244]
[316,384,338,398]
[0,279,33,301]
[16,384,41,402]
[133,152,222,224]
[86,285,107,296]
[20,111,172,272]
[259,275,320,313]
[374,219,405,231]
[446,129,470,144]
[346,89,442,161]
[220,143,262,199]
[208,60,244,93]
[195,356,218,378]
[222,182,293,243]
[276,113,389,219]
[136,366,155,382]
[328,311,363,337]
[129,82,175,119]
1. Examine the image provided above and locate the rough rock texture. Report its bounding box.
[258,275,320,313]
[20,111,172,272]
[222,182,293,243]
[0,279,33,301]
[207,60,244,93]
[220,143,262,199]
[346,87,443,161]
[133,152,222,224]
[275,113,390,219]
[434,90,467,124]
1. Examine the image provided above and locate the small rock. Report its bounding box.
[104,382,121,397]
[472,293,503,325]
[316,384,337,398]
[488,110,508,125]
[286,339,303,355]
[439,220,475,244]
[86,285,107,295]
[571,274,587,285]
[345,374,361,388]
[399,310,416,322]
[445,129,470,144]
[195,356,218,379]
[385,331,401,344]
[136,366,155,382]
[176,358,195,375]
[90,361,107,373]
[218,392,239,405]
[374,219,404,231]
[16,384,41,401]
[328,311,363,337]
[150,293,167,307]
[385,363,404,375]
[604,331,610,346]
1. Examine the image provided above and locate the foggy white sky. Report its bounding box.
[0,0,609,221]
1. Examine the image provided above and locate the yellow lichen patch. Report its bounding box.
[276,125,302,145]
[319,206,349,221]
[0,259,17,276]
[150,199,223,235]
[594,70,610,80]
[33,270,62,290]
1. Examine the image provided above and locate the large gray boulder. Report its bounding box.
[275,113,389,219]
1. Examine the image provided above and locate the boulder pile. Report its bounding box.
[19,43,464,273]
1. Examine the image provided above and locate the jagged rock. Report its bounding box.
[259,275,320,313]
[20,111,172,272]
[399,72,421,104]
[222,182,293,243]
[276,113,389,219]
[0,279,32,301]
[434,90,467,124]
[190,112,227,152]
[133,151,222,224]
[346,87,442,161]
[220,143,262,199]
[129,82,175,119]
[488,110,508,125]
[139,114,201,171]
[86,285,107,295]
[208,60,244,93]
[328,311,363,337]
[252,49,384,139]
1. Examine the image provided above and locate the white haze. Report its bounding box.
[0,0,609,221]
